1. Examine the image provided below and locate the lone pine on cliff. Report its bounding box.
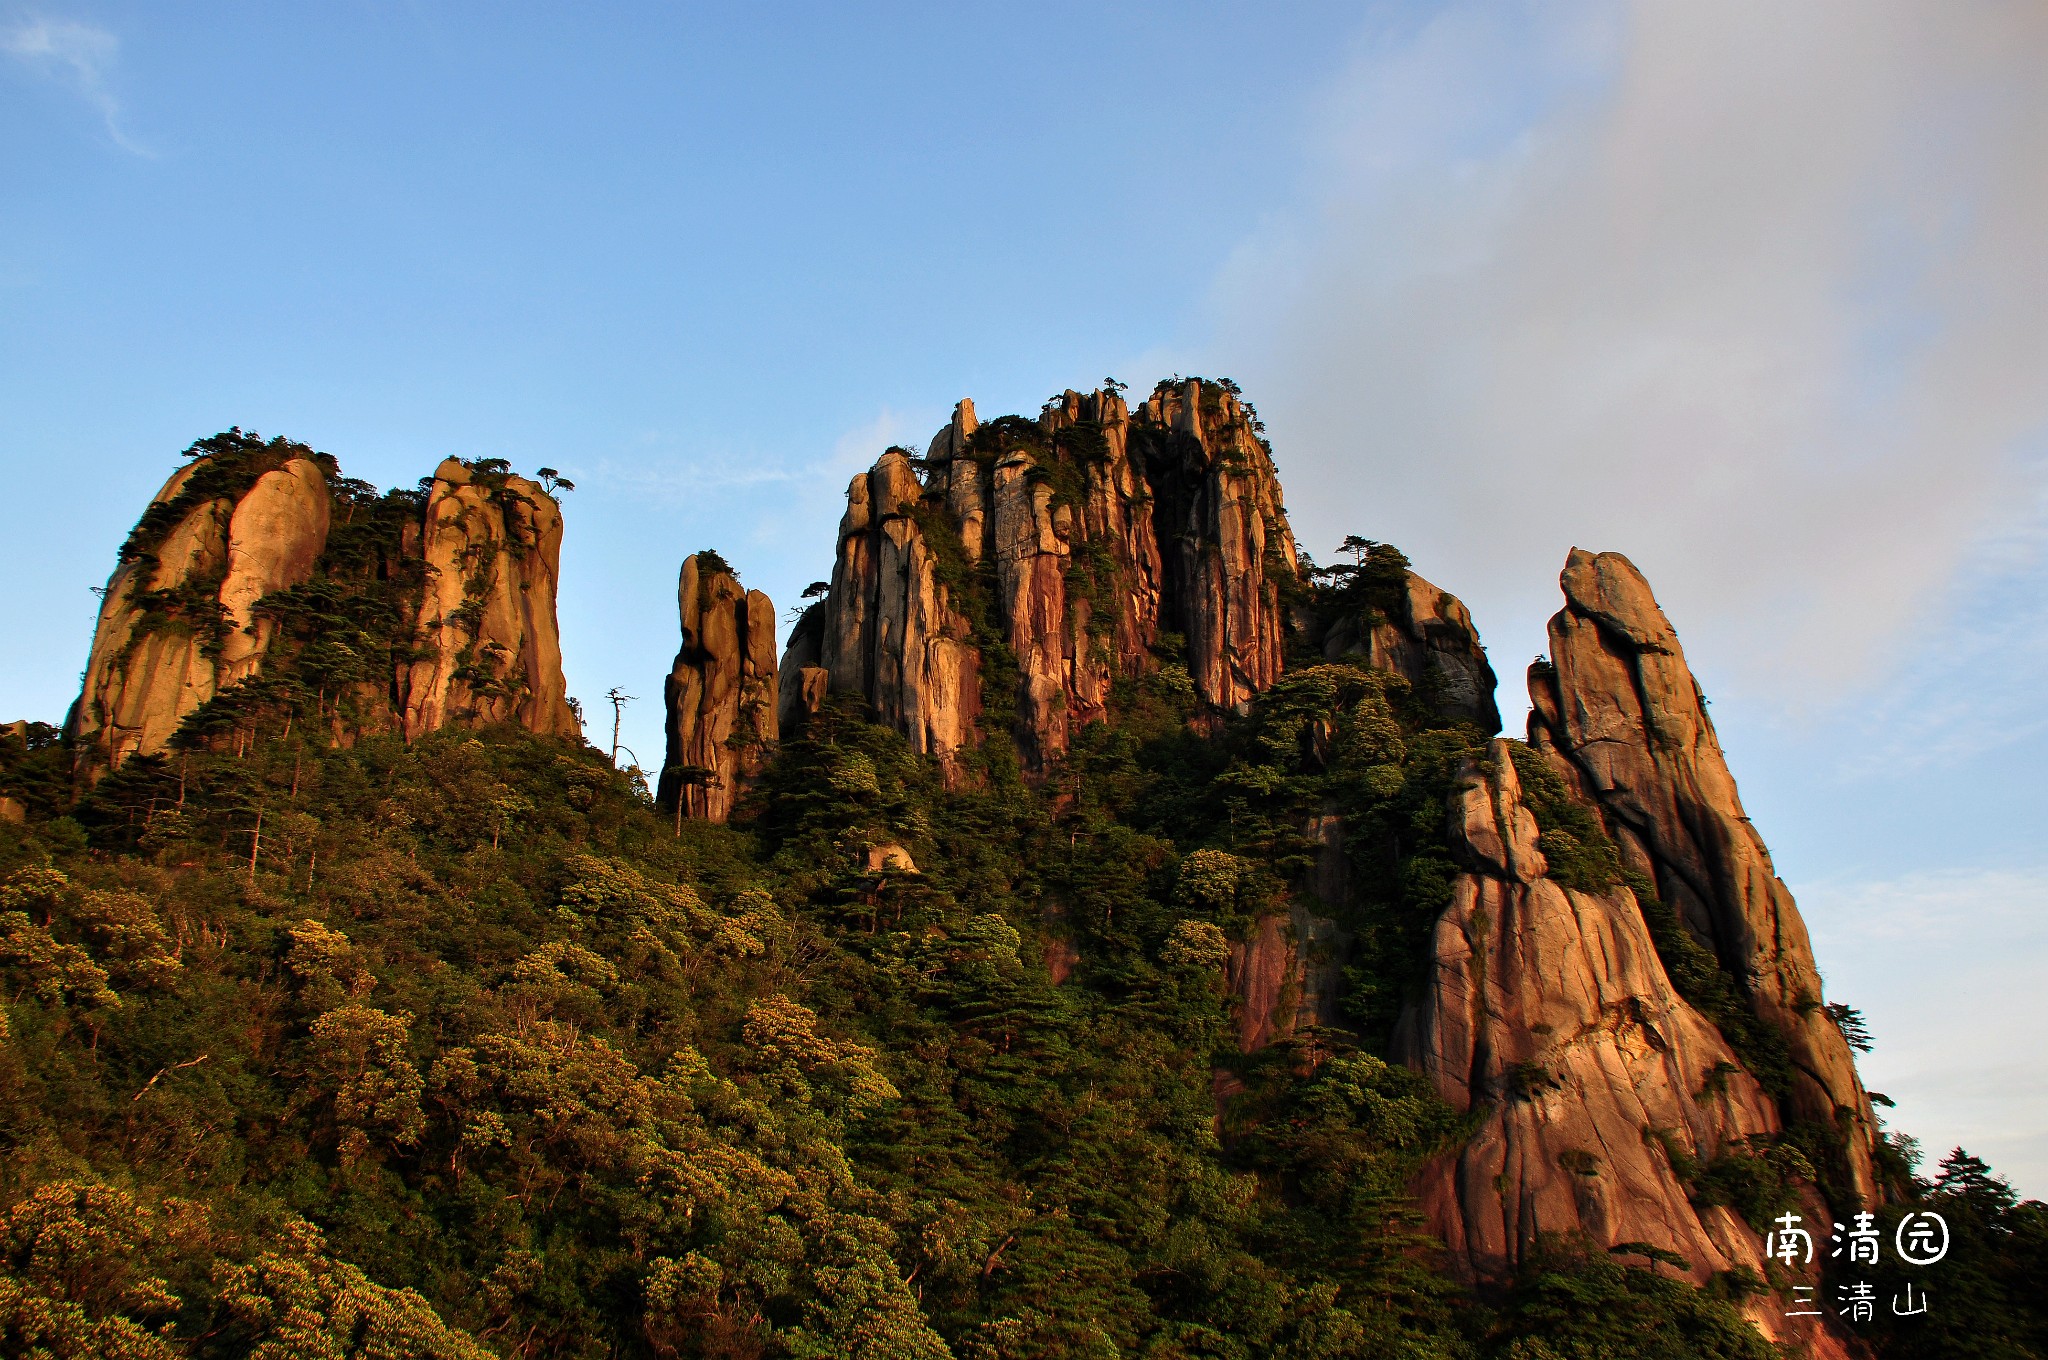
[0,381,2037,1360]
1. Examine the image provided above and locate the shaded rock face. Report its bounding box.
[400,459,579,742]
[72,455,331,769]
[1135,380,1299,717]
[1397,738,1782,1286]
[775,602,830,734]
[1527,549,1879,1201]
[1321,569,1500,732]
[814,380,1298,772]
[658,555,778,823]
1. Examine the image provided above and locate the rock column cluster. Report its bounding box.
[806,379,1300,773]
[72,447,578,771]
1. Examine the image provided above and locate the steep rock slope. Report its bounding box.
[1397,738,1781,1283]
[399,458,579,741]
[1527,549,1879,1201]
[71,445,331,769]
[658,553,778,823]
[813,379,1299,772]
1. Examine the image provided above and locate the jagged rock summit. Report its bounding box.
[796,378,1305,776]
[69,435,579,773]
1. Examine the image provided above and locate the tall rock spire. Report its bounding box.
[658,553,778,823]
[399,458,579,741]
[1527,548,1879,1202]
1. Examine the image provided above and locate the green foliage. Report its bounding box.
[16,506,2028,1358]
[1482,1236,1782,1359]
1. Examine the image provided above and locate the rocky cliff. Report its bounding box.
[72,440,579,769]
[812,379,1299,773]
[1527,549,1880,1202]
[657,553,778,823]
[1397,738,1782,1282]
[399,458,579,741]
[71,437,332,769]
[1318,565,1500,732]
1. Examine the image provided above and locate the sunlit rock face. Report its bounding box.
[659,553,778,824]
[1396,737,1782,1285]
[814,379,1299,774]
[399,458,579,743]
[1527,549,1880,1202]
[72,449,331,770]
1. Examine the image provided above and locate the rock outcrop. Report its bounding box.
[1527,549,1880,1201]
[1320,567,1500,732]
[1397,739,1783,1284]
[74,443,582,770]
[1228,808,1350,1052]
[399,459,579,742]
[1135,379,1298,716]
[811,379,1299,772]
[71,449,332,769]
[657,554,778,823]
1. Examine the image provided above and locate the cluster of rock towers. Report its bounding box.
[71,378,1879,1349]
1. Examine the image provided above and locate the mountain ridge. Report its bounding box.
[0,381,2038,1359]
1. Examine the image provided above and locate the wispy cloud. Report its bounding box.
[2,17,149,155]
[1204,0,2048,717]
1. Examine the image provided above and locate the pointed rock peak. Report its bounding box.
[1559,548,1679,652]
[1531,547,1881,1203]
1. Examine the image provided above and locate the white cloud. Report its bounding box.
[1203,0,2048,715]
[2,17,149,155]
[1801,868,2048,1198]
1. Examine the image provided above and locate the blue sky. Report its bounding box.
[4,2,2044,1193]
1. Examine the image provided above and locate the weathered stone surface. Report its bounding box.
[1134,379,1298,716]
[775,603,831,733]
[658,554,778,823]
[819,450,983,777]
[1228,808,1350,1053]
[72,456,331,768]
[1397,739,1782,1287]
[1322,568,1501,731]
[218,459,332,685]
[811,379,1299,772]
[1528,550,1879,1201]
[399,459,579,741]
